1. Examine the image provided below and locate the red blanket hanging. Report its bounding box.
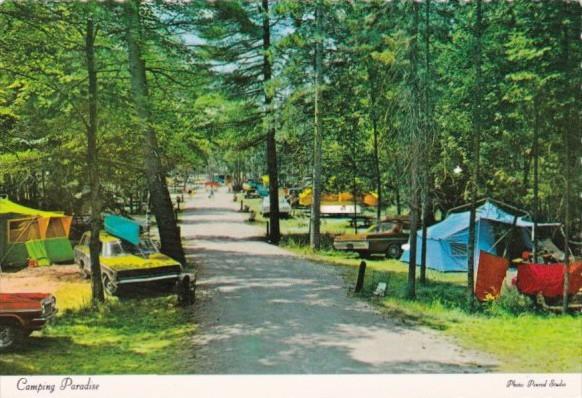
[516,262,582,297]
[475,252,509,301]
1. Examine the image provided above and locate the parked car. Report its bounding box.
[74,231,187,295]
[0,293,57,351]
[333,217,410,259]
[261,196,292,218]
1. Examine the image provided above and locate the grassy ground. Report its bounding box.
[0,283,196,375]
[283,242,582,373]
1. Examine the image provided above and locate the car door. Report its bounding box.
[74,232,91,271]
[368,223,394,253]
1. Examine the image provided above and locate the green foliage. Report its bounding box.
[0,1,213,213]
[0,0,578,236]
[485,286,535,316]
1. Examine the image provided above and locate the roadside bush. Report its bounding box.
[281,232,337,252]
[486,286,534,316]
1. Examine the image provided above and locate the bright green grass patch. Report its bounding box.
[285,245,582,373]
[0,291,196,375]
[449,313,582,372]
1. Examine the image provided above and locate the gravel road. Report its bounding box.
[181,187,497,374]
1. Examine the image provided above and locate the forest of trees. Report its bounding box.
[1,1,580,306]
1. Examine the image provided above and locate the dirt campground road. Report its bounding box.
[0,265,85,295]
[181,187,498,374]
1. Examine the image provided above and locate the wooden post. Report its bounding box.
[178,274,193,306]
[240,200,243,211]
[266,221,270,238]
[355,261,367,293]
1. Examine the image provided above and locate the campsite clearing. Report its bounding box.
[0,266,196,374]
[284,248,582,373]
[401,200,562,272]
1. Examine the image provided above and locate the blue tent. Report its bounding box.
[400,200,558,272]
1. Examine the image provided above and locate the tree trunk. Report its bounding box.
[419,183,429,284]
[263,0,280,244]
[407,2,421,300]
[561,14,573,313]
[522,148,531,188]
[532,95,539,262]
[419,0,431,285]
[124,0,186,265]
[352,128,359,235]
[407,166,419,300]
[395,181,401,215]
[85,16,105,304]
[310,1,323,250]
[466,0,483,308]
[368,67,382,228]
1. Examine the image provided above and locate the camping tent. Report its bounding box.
[400,200,560,272]
[298,189,378,207]
[0,197,74,268]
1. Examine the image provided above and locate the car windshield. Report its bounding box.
[138,239,159,255]
[367,222,396,233]
[121,238,159,257]
[102,241,125,257]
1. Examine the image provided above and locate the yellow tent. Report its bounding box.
[337,192,353,202]
[363,192,378,206]
[0,198,71,238]
[299,190,361,206]
[299,188,312,206]
[0,198,65,218]
[0,198,73,267]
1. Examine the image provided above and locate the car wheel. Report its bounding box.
[102,274,118,295]
[386,243,402,259]
[0,324,22,351]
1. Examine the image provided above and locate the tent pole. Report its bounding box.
[493,228,512,253]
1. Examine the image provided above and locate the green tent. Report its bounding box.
[0,198,74,268]
[25,240,51,267]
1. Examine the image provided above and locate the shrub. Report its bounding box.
[487,285,534,316]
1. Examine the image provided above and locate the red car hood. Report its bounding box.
[0,293,52,311]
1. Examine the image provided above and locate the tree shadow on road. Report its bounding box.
[187,247,498,374]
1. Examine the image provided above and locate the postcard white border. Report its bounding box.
[1,374,581,398]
